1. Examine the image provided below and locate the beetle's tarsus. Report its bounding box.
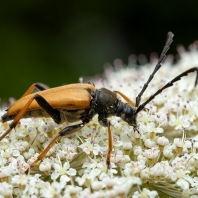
[106,158,111,169]
[133,125,140,134]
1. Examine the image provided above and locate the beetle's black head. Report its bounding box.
[116,102,137,126]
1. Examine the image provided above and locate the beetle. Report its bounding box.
[0,32,198,174]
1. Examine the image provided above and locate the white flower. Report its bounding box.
[143,147,159,159]
[177,178,190,190]
[40,181,65,198]
[174,138,184,147]
[141,122,164,134]
[163,145,174,159]
[63,185,82,197]
[0,182,13,196]
[78,139,94,154]
[133,146,143,155]
[12,174,28,186]
[144,139,156,148]
[157,136,169,146]
[76,173,93,186]
[38,120,54,133]
[14,140,29,152]
[132,188,158,198]
[123,141,132,150]
[169,114,190,130]
[23,148,35,159]
[150,162,164,177]
[51,161,76,181]
[91,181,103,191]
[124,160,146,176]
[0,164,12,178]
[39,158,52,172]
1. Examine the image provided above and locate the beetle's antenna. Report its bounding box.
[135,32,174,107]
[135,67,198,115]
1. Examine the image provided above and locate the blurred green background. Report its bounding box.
[1,1,198,99]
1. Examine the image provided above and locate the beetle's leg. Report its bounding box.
[98,115,112,169]
[114,91,136,107]
[0,94,61,141]
[114,91,148,112]
[135,67,198,114]
[21,82,50,97]
[132,124,140,134]
[25,122,85,174]
[106,126,113,169]
[0,96,36,141]
[87,80,95,87]
[25,133,60,174]
[135,32,174,107]
[33,94,61,124]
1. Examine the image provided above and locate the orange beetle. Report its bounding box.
[1,32,198,173]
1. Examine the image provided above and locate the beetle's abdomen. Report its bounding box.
[2,108,88,124]
[1,109,50,122]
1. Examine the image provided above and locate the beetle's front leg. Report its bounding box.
[114,91,136,108]
[98,116,113,169]
[114,91,147,112]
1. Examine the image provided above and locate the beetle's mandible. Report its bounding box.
[1,32,198,174]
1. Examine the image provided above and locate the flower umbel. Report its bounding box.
[1,40,198,197]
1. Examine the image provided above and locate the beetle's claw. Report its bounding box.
[133,125,140,134]
[106,158,111,170]
[24,168,29,175]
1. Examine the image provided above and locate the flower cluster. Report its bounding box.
[1,42,198,197]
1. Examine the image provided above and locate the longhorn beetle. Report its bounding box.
[1,32,198,174]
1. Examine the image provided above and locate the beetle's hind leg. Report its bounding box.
[21,82,50,97]
[0,94,61,141]
[33,94,61,124]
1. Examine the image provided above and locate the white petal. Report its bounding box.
[51,172,59,180]
[63,161,70,170]
[67,168,77,176]
[53,163,61,170]
[176,178,189,190]
[60,175,70,183]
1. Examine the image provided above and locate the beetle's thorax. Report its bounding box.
[92,88,119,116]
[90,88,137,126]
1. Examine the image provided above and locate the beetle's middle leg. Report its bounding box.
[0,94,61,141]
[25,122,86,174]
